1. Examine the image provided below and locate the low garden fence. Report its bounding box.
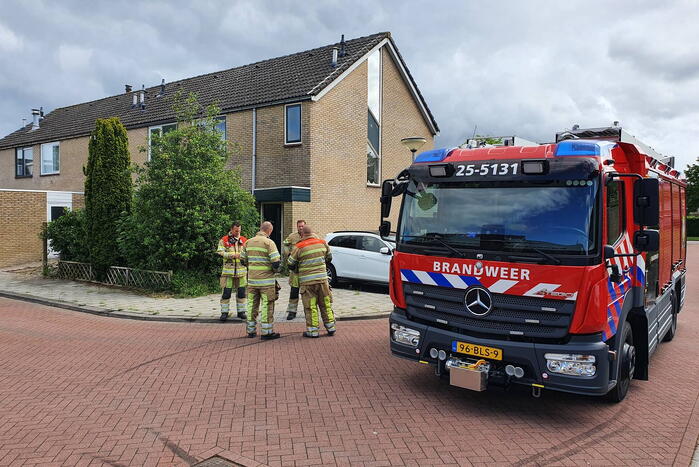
[56,261,172,290]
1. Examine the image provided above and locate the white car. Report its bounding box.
[325,231,395,286]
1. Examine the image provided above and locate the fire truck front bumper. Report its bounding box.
[389,309,613,396]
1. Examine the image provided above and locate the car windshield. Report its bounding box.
[398,179,599,256]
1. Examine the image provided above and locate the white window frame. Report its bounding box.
[148,123,177,160]
[366,49,382,187]
[284,103,302,145]
[40,142,60,175]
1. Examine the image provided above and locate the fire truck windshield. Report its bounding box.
[398,179,599,256]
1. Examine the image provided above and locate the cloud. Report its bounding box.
[0,0,696,171]
[57,45,93,71]
[0,22,22,52]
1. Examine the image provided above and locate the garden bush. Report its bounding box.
[118,93,259,275]
[44,209,89,263]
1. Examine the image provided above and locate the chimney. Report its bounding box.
[339,34,346,57]
[22,118,26,128]
[613,120,620,127]
[125,84,132,93]
[31,109,41,130]
[331,46,339,67]
[131,91,138,108]
[156,78,165,97]
[39,106,44,121]
[139,84,145,110]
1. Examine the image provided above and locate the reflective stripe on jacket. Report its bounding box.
[241,232,281,287]
[288,237,332,286]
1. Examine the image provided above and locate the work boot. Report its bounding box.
[247,332,256,338]
[220,303,230,322]
[286,312,297,321]
[327,330,336,336]
[303,331,319,338]
[261,332,281,340]
[237,312,247,320]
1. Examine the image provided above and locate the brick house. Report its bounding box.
[0,32,438,267]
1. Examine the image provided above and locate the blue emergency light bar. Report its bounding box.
[414,147,453,163]
[555,141,617,157]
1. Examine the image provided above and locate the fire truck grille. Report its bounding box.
[403,282,575,340]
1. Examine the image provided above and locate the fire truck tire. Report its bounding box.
[606,323,635,403]
[326,264,338,287]
[662,292,678,342]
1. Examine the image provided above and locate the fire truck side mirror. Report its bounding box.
[633,229,659,252]
[603,245,616,259]
[379,221,391,238]
[381,179,395,218]
[633,178,659,227]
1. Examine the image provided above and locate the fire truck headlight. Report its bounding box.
[544,353,596,377]
[391,323,420,347]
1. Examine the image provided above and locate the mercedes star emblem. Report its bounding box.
[464,286,493,316]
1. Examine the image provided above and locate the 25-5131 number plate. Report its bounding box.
[452,341,503,360]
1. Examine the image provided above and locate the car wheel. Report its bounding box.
[327,264,338,287]
[606,322,635,403]
[662,292,678,342]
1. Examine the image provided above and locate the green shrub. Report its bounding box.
[169,270,220,297]
[118,93,259,274]
[45,209,89,262]
[688,216,699,237]
[84,118,132,278]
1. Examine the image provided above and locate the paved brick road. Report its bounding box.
[1,254,698,466]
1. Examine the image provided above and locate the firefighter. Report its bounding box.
[287,225,336,338]
[240,221,282,340]
[216,221,248,322]
[282,219,308,320]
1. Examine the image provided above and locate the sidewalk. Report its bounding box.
[0,265,392,323]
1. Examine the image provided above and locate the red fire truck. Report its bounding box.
[380,126,687,401]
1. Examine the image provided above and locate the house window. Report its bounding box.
[148,123,177,159]
[366,49,381,186]
[15,147,33,177]
[285,104,301,144]
[214,116,226,141]
[41,142,60,175]
[367,144,379,186]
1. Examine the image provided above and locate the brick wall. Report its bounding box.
[304,45,434,237]
[0,128,149,193]
[255,102,311,189]
[0,191,47,267]
[225,110,254,191]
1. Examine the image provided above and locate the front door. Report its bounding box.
[261,203,283,251]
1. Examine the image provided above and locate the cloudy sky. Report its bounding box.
[1,0,697,171]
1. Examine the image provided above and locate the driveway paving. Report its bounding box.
[0,247,697,466]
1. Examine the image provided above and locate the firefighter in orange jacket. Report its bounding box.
[288,225,336,337]
[216,222,248,321]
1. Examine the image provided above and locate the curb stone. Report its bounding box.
[0,290,391,323]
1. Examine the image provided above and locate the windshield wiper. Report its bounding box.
[423,232,466,258]
[508,248,561,265]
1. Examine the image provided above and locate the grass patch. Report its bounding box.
[169,270,220,297]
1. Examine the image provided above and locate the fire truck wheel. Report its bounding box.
[326,264,338,287]
[606,323,635,403]
[662,292,678,342]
